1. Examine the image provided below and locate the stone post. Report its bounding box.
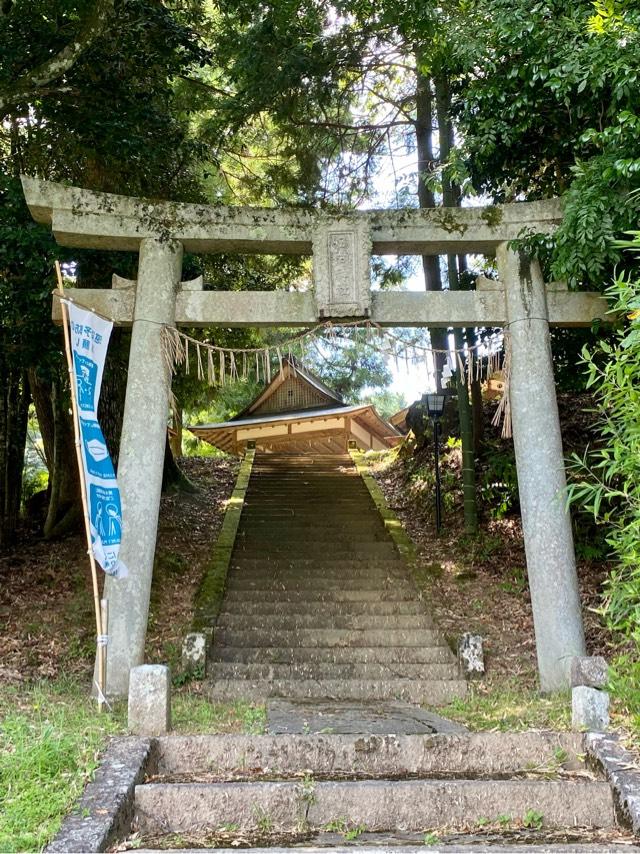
[497,243,586,692]
[102,238,183,696]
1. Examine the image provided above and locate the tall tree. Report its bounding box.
[0,0,209,542]
[451,0,640,285]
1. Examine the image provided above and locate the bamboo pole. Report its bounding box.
[55,261,108,711]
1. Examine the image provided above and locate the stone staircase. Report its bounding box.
[129,731,630,851]
[208,453,466,704]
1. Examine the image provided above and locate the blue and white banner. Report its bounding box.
[67,302,128,579]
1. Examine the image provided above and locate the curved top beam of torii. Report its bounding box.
[22,175,561,255]
[22,176,607,330]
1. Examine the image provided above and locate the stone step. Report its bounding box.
[228,559,406,570]
[241,511,378,520]
[214,628,444,648]
[234,545,399,558]
[243,501,374,509]
[246,487,368,494]
[236,535,391,546]
[240,517,380,527]
[243,509,374,517]
[225,574,409,586]
[213,646,454,664]
[152,732,587,778]
[217,600,426,616]
[224,580,414,594]
[225,569,410,584]
[207,678,467,704]
[214,614,435,631]
[134,778,614,835]
[220,590,418,604]
[238,525,388,537]
[208,661,459,682]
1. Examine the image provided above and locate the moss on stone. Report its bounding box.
[349,451,418,565]
[481,206,504,228]
[192,449,255,632]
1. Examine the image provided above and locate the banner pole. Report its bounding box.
[55,261,107,711]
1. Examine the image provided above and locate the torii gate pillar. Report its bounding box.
[497,243,586,691]
[103,238,183,696]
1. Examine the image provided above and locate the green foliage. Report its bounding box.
[359,389,408,419]
[567,240,640,640]
[21,467,48,506]
[478,444,519,519]
[522,809,544,830]
[607,653,640,730]
[304,332,392,402]
[0,175,59,375]
[453,0,640,286]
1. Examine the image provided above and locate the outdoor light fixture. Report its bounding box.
[423,392,448,534]
[425,393,446,420]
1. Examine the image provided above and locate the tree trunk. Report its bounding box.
[415,61,447,390]
[162,433,196,494]
[28,368,54,471]
[170,405,183,458]
[435,73,478,534]
[42,373,81,539]
[98,327,129,470]
[0,364,30,547]
[471,377,484,454]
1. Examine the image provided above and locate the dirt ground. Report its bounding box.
[0,456,238,687]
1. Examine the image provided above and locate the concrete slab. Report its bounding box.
[266,699,467,735]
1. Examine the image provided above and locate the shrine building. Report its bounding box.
[189,359,400,456]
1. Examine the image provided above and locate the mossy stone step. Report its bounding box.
[226,565,409,578]
[235,544,399,557]
[223,581,415,595]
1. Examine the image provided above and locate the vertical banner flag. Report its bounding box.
[67,302,128,578]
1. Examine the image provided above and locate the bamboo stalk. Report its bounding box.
[55,261,107,711]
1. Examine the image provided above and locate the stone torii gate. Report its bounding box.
[22,177,608,696]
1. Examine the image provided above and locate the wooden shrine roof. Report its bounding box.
[189,361,400,456]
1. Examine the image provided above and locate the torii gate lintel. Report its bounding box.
[22,177,608,696]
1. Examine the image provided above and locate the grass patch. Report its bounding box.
[172,691,266,734]
[0,679,125,853]
[436,684,572,731]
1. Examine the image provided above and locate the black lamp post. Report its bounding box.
[424,392,447,534]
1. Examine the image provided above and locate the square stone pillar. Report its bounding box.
[497,243,586,692]
[102,238,183,696]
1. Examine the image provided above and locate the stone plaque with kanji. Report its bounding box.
[313,218,372,318]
